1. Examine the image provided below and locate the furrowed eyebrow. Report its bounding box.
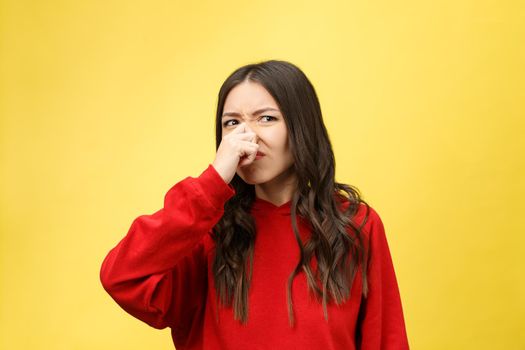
[222,107,280,118]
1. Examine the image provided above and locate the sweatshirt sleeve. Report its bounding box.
[99,164,235,334]
[356,207,410,349]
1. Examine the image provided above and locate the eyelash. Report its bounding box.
[222,116,277,127]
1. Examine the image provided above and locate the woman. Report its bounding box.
[100,60,409,349]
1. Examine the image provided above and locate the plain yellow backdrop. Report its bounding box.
[1,0,524,349]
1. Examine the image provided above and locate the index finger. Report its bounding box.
[230,122,247,134]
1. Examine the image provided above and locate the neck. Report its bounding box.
[254,166,298,206]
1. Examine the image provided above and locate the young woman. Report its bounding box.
[100,60,409,349]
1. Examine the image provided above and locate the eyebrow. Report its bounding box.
[222,107,280,118]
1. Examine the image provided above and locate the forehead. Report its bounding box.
[223,81,278,110]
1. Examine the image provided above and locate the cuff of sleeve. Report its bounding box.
[194,164,236,210]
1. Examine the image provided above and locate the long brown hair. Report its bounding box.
[211,59,371,327]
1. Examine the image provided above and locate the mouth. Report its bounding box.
[255,151,266,159]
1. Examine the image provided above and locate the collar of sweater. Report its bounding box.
[251,197,292,216]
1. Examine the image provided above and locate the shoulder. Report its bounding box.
[356,202,383,227]
[339,199,385,240]
[338,198,382,224]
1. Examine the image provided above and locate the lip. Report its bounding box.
[255,151,266,160]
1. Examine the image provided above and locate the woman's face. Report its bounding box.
[221,80,294,185]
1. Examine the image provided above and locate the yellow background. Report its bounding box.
[1,0,524,349]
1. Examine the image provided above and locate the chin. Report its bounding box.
[237,170,272,185]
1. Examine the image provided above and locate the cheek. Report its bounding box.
[268,134,292,164]
[274,127,289,152]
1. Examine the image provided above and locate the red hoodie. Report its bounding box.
[100,164,409,349]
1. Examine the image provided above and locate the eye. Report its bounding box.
[260,115,277,122]
[222,116,277,127]
[222,119,238,127]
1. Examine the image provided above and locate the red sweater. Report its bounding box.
[100,164,409,349]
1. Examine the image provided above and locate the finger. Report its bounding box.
[235,132,257,142]
[239,153,255,167]
[238,144,258,165]
[238,141,259,150]
[243,125,257,143]
[228,122,257,141]
[247,145,257,161]
[234,133,256,145]
[230,121,247,134]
